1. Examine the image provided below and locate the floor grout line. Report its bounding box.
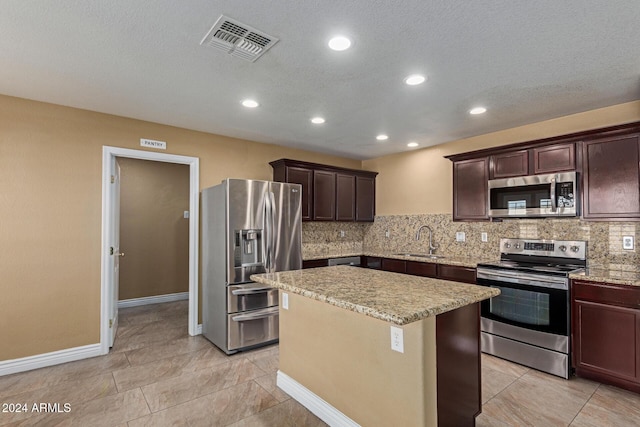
[567,382,601,426]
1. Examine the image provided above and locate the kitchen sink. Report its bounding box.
[393,253,446,259]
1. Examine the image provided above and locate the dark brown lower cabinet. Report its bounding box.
[437,264,476,284]
[572,280,640,394]
[302,259,329,269]
[381,258,406,273]
[436,302,481,426]
[406,260,437,278]
[364,257,475,284]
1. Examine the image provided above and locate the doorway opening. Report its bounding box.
[100,146,199,354]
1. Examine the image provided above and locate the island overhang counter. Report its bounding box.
[251,265,500,427]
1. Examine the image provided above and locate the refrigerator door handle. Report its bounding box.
[264,193,273,272]
[268,191,277,273]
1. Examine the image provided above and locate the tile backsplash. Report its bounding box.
[303,215,640,268]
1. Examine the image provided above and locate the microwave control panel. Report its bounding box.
[556,182,574,207]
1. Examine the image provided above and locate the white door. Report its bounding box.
[109,159,122,347]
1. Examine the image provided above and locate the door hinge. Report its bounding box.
[110,175,115,184]
[109,319,113,328]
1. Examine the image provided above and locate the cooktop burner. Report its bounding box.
[477,260,585,276]
[477,238,587,277]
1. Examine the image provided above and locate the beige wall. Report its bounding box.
[363,101,640,215]
[280,292,437,426]
[0,94,360,361]
[118,158,190,300]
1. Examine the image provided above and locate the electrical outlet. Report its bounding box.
[456,231,466,242]
[390,326,404,353]
[282,292,289,309]
[623,236,634,250]
[385,229,390,238]
[339,230,345,238]
[481,232,488,242]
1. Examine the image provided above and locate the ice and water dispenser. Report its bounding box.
[233,229,265,282]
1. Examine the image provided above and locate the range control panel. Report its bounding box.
[501,238,586,260]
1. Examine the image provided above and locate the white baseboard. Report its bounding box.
[0,344,102,377]
[277,371,360,427]
[118,292,189,309]
[195,324,202,335]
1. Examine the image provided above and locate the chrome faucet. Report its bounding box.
[416,225,438,255]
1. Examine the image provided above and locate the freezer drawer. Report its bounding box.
[227,283,279,313]
[228,306,279,351]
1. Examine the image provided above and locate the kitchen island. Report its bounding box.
[251,266,500,427]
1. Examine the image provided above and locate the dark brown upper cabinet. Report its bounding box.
[447,122,640,221]
[489,144,575,179]
[313,170,336,221]
[335,173,356,221]
[490,150,529,179]
[582,133,640,219]
[270,159,378,222]
[453,158,489,221]
[355,175,376,222]
[532,143,575,174]
[272,165,314,221]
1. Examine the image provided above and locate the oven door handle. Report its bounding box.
[477,269,568,290]
[231,307,279,322]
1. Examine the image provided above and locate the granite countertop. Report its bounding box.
[303,250,494,268]
[250,265,500,325]
[570,265,640,287]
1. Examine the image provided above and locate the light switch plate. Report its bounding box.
[481,232,488,242]
[456,231,466,242]
[623,236,634,250]
[390,326,404,353]
[282,292,289,309]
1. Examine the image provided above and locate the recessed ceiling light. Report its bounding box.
[404,74,426,86]
[241,99,259,108]
[376,134,389,141]
[407,142,419,148]
[469,107,487,115]
[328,36,351,51]
[311,117,326,124]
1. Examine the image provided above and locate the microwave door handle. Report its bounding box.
[550,176,557,212]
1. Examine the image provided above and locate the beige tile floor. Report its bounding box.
[0,300,638,426]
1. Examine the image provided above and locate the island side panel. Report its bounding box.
[436,302,481,427]
[279,292,438,427]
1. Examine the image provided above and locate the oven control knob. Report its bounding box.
[570,246,580,253]
[514,243,521,249]
[504,243,511,249]
[559,245,567,252]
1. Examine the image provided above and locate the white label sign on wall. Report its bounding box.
[140,138,167,150]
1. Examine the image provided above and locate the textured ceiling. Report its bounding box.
[1,1,639,159]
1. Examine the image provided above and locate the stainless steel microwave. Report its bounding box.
[488,171,578,218]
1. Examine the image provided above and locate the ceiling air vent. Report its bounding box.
[200,15,279,62]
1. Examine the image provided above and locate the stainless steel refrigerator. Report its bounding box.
[202,178,302,354]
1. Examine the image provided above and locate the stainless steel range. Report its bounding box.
[476,238,587,378]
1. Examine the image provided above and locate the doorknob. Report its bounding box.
[110,247,125,257]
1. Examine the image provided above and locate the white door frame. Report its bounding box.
[100,146,200,354]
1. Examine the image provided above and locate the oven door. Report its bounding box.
[476,268,569,336]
